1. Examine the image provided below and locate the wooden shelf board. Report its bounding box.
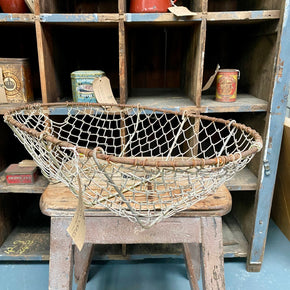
[226,167,258,191]
[125,12,202,23]
[127,88,196,110]
[201,94,268,113]
[40,13,120,23]
[0,225,50,261]
[0,13,34,23]
[0,173,49,194]
[206,10,280,21]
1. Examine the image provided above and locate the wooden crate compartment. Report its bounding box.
[125,0,203,13]
[208,0,282,12]
[39,0,118,13]
[202,21,279,110]
[126,22,202,106]
[38,24,119,103]
[0,24,41,102]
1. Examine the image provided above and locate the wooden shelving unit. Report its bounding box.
[0,0,290,272]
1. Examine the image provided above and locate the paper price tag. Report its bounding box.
[67,177,86,251]
[168,6,197,17]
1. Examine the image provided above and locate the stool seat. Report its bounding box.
[40,183,231,290]
[40,183,231,217]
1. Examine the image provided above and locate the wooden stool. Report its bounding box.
[40,183,231,290]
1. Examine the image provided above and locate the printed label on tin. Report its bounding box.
[217,75,236,97]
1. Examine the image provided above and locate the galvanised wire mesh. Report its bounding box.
[4,103,262,228]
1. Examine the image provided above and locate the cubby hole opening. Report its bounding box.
[126,23,201,106]
[231,190,256,244]
[201,111,266,178]
[0,24,41,101]
[125,0,201,13]
[207,0,282,12]
[41,23,119,102]
[203,21,279,104]
[39,0,118,13]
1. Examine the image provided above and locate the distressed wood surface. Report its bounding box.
[183,243,200,290]
[272,118,290,241]
[40,183,231,217]
[39,13,120,23]
[200,94,268,113]
[206,10,280,21]
[247,0,290,272]
[0,14,34,22]
[119,19,128,103]
[49,218,73,290]
[74,244,94,290]
[0,174,48,194]
[201,217,225,290]
[35,20,60,103]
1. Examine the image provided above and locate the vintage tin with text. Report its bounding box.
[0,58,33,103]
[216,69,240,102]
[5,163,38,184]
[71,70,105,103]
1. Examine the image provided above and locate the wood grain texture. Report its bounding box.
[183,243,200,290]
[201,217,225,290]
[74,243,94,290]
[40,183,231,217]
[49,217,73,290]
[271,118,290,240]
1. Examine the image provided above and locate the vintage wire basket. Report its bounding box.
[4,103,262,228]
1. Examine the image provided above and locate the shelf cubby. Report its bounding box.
[39,0,118,14]
[207,0,282,12]
[202,21,279,107]
[125,22,204,105]
[37,23,119,102]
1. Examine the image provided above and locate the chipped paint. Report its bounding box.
[125,12,201,22]
[0,13,34,23]
[249,0,290,269]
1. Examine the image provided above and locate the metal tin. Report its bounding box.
[130,0,177,13]
[216,69,240,102]
[71,70,105,103]
[5,163,38,184]
[0,58,33,103]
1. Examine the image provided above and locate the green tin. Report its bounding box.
[71,70,105,103]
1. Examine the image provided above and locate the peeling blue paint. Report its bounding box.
[125,13,200,22]
[248,0,290,268]
[40,13,100,23]
[0,13,34,22]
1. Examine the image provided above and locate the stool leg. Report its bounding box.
[183,243,200,290]
[74,244,94,290]
[201,217,225,290]
[49,217,73,290]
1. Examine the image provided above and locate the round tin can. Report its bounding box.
[216,69,240,102]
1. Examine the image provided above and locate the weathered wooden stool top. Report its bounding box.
[40,183,232,218]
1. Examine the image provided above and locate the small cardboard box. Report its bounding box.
[5,163,38,184]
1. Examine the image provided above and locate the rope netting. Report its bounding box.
[4,103,262,228]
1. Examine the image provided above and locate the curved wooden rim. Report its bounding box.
[4,102,263,168]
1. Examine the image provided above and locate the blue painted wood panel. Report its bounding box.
[248,0,290,270]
